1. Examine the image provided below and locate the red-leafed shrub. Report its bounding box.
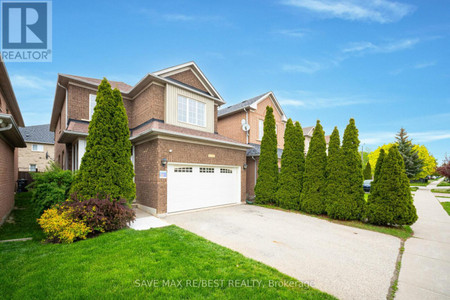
[62,195,135,234]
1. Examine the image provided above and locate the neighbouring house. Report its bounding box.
[50,62,251,215]
[0,57,26,224]
[217,92,319,197]
[18,124,54,172]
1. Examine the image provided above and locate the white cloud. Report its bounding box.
[10,75,54,91]
[282,0,415,23]
[343,38,420,54]
[413,61,436,69]
[282,60,323,74]
[279,95,372,109]
[274,28,310,38]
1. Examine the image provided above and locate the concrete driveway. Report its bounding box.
[164,205,400,300]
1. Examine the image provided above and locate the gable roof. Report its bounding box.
[302,126,314,137]
[19,124,54,144]
[59,74,133,93]
[153,61,224,102]
[50,62,225,131]
[218,91,287,122]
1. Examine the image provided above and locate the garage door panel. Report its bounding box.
[167,164,240,213]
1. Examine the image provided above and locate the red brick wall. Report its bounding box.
[131,84,165,128]
[217,110,247,144]
[168,70,208,93]
[0,138,15,223]
[248,96,285,149]
[135,138,247,214]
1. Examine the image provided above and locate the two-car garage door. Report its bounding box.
[167,163,241,213]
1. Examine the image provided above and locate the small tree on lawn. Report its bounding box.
[396,128,423,179]
[437,155,450,179]
[341,118,365,220]
[70,79,136,202]
[325,127,347,219]
[276,119,305,209]
[255,106,278,204]
[366,146,418,225]
[363,162,372,180]
[300,120,327,214]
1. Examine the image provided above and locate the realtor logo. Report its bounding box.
[1,1,52,62]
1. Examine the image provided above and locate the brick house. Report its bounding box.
[0,58,26,224]
[217,92,318,197]
[18,124,55,172]
[50,62,251,215]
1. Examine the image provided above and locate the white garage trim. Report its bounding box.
[167,162,241,213]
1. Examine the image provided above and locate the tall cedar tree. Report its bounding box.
[300,120,327,214]
[325,127,348,219]
[396,128,423,179]
[255,106,278,204]
[341,118,365,220]
[373,149,386,184]
[294,121,306,200]
[363,162,372,180]
[276,119,305,209]
[71,79,136,202]
[366,146,418,225]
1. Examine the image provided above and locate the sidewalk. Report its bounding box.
[396,179,450,299]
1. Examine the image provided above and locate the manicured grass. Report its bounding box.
[0,193,334,299]
[432,189,450,194]
[0,192,44,241]
[364,193,369,201]
[258,204,413,239]
[0,227,334,299]
[441,202,450,216]
[437,182,450,187]
[409,182,429,186]
[410,187,419,192]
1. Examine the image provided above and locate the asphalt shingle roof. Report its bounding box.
[246,143,283,158]
[218,92,269,117]
[19,124,54,144]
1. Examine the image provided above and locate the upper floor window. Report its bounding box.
[32,144,44,152]
[177,95,205,127]
[258,119,264,140]
[89,94,97,120]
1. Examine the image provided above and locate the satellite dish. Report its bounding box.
[242,123,250,132]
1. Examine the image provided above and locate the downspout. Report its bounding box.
[243,107,249,144]
[57,82,68,126]
[57,82,69,170]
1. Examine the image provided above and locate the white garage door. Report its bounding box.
[167,164,241,213]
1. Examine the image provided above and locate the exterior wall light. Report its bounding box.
[243,163,248,170]
[161,158,168,167]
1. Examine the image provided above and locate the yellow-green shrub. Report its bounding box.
[38,207,91,243]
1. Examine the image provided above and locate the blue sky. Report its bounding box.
[5,0,450,162]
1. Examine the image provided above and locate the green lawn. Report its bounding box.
[441,202,450,216]
[409,182,429,186]
[432,189,450,194]
[437,182,450,187]
[258,204,413,240]
[364,193,369,201]
[0,192,44,241]
[0,193,335,299]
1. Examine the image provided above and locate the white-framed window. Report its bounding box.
[200,167,214,173]
[89,94,97,120]
[220,168,233,174]
[174,167,193,173]
[258,119,264,140]
[29,164,37,172]
[177,95,206,127]
[31,144,44,152]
